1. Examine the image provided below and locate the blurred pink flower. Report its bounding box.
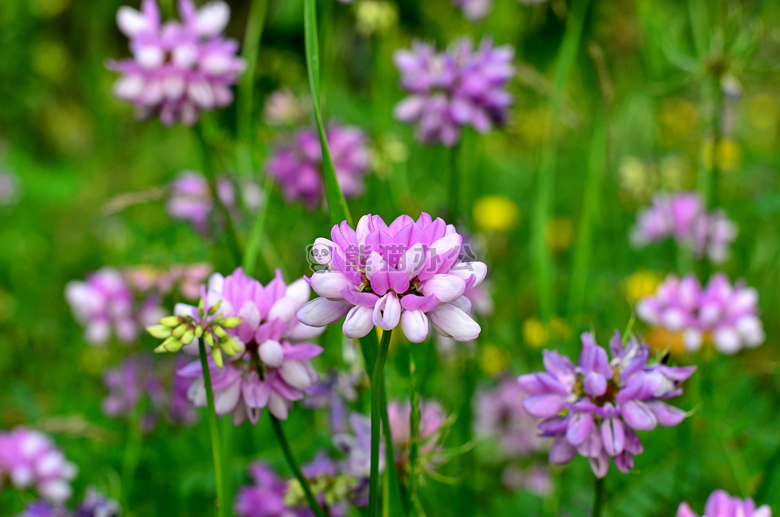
[637,273,764,354]
[677,490,771,517]
[0,428,78,504]
[108,0,245,125]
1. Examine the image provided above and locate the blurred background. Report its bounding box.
[1,0,780,515]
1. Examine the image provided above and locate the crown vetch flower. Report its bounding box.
[454,0,493,20]
[234,462,306,517]
[637,274,765,354]
[0,428,78,504]
[108,0,245,125]
[267,124,371,207]
[296,213,486,343]
[394,39,513,146]
[677,490,771,517]
[387,398,447,471]
[65,267,163,346]
[518,331,695,478]
[630,192,737,263]
[176,268,325,423]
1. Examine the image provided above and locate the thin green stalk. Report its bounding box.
[567,114,607,319]
[237,0,268,143]
[242,174,273,276]
[269,416,328,517]
[449,143,460,221]
[303,0,352,226]
[531,0,590,320]
[380,384,406,516]
[369,329,393,517]
[407,356,420,510]
[194,125,243,265]
[198,339,226,517]
[120,396,145,510]
[592,476,606,517]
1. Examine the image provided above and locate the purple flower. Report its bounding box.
[235,462,310,517]
[637,273,765,354]
[303,369,361,434]
[630,192,737,263]
[474,376,546,458]
[108,0,245,125]
[677,490,771,517]
[0,428,78,504]
[177,268,325,423]
[167,171,261,234]
[296,213,487,343]
[394,39,513,146]
[334,413,379,482]
[267,124,371,207]
[454,0,493,21]
[263,89,308,127]
[14,502,68,517]
[102,354,197,430]
[66,267,162,346]
[518,331,695,478]
[73,488,121,517]
[387,398,447,462]
[500,465,552,495]
[125,263,213,301]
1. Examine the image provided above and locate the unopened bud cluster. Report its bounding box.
[146,298,242,368]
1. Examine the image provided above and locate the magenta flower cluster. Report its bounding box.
[16,488,120,517]
[630,192,737,263]
[108,0,245,125]
[296,213,487,343]
[0,428,78,504]
[518,331,695,478]
[637,274,764,355]
[267,124,371,208]
[177,268,325,423]
[677,490,771,517]
[65,267,164,346]
[394,39,514,146]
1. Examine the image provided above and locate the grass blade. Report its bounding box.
[303,0,353,226]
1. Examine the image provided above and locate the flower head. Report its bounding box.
[267,124,371,207]
[175,268,325,422]
[394,39,513,146]
[518,331,695,478]
[637,273,764,355]
[235,462,308,517]
[454,0,493,21]
[296,213,486,343]
[677,490,771,517]
[0,428,78,504]
[387,398,447,470]
[630,192,737,263]
[108,0,245,125]
[66,267,163,346]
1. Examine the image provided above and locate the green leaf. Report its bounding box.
[303,0,352,227]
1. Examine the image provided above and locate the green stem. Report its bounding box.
[237,0,268,145]
[120,396,145,510]
[193,125,243,265]
[269,416,328,517]
[531,0,590,320]
[198,339,226,517]
[449,143,460,222]
[592,476,606,517]
[369,329,393,517]
[242,174,273,276]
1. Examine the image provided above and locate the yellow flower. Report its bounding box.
[701,138,743,173]
[658,97,699,147]
[544,217,574,253]
[355,0,398,36]
[618,156,656,203]
[623,270,663,304]
[645,327,686,356]
[523,318,550,348]
[473,195,520,233]
[477,343,510,376]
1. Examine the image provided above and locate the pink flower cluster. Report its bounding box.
[518,331,695,478]
[108,0,245,125]
[630,192,737,263]
[65,267,164,346]
[0,428,78,504]
[177,268,325,423]
[394,39,514,146]
[296,213,487,343]
[637,274,764,354]
[677,490,771,517]
[267,124,371,208]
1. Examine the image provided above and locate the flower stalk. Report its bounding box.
[369,328,393,517]
[198,337,226,517]
[592,476,606,517]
